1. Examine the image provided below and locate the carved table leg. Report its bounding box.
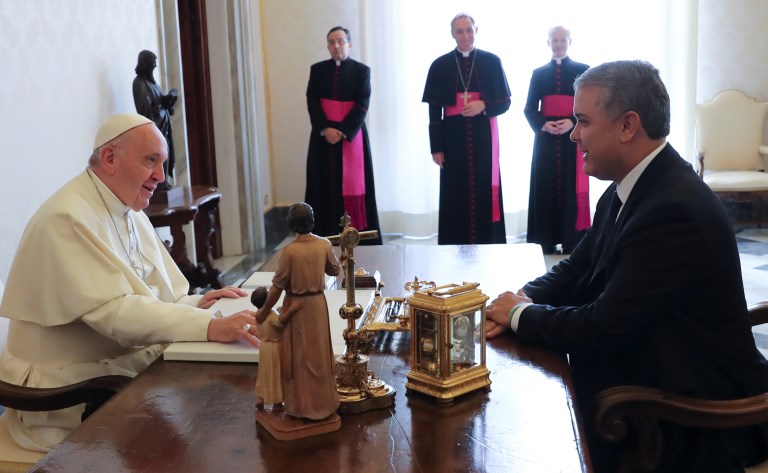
[194,197,224,289]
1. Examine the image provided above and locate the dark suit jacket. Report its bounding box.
[519,143,768,470]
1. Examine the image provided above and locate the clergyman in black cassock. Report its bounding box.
[524,26,590,254]
[422,13,511,245]
[304,26,381,244]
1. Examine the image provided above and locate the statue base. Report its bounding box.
[149,185,184,205]
[255,410,340,441]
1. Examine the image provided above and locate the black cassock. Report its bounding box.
[423,49,511,245]
[524,57,590,253]
[304,58,382,244]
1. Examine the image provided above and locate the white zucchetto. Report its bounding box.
[93,113,154,150]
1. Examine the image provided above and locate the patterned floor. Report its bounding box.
[735,229,768,355]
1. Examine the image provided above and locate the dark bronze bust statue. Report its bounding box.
[133,50,178,191]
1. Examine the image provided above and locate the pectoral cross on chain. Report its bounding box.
[461,91,471,105]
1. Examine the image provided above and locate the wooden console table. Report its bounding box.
[145,186,224,292]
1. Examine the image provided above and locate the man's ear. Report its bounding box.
[99,145,119,176]
[618,111,641,143]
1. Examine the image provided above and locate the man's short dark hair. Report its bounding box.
[573,60,670,139]
[327,26,351,43]
[287,202,314,234]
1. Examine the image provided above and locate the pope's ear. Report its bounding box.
[99,145,119,175]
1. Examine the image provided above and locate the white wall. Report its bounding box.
[261,0,362,207]
[697,0,768,102]
[0,0,161,282]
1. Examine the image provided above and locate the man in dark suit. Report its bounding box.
[304,26,381,243]
[486,60,768,472]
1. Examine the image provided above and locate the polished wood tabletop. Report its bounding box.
[30,243,592,473]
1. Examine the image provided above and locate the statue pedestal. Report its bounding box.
[256,410,340,441]
[150,185,184,205]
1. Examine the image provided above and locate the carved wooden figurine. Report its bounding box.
[250,286,302,411]
[253,203,342,440]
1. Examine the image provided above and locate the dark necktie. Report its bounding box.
[599,190,623,255]
[587,190,623,285]
[606,191,622,231]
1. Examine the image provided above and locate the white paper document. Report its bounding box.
[163,289,374,363]
[241,271,336,290]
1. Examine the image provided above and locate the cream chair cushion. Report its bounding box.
[696,89,768,172]
[703,170,768,192]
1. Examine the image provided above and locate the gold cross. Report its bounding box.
[326,213,379,362]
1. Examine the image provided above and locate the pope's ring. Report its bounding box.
[242,323,251,332]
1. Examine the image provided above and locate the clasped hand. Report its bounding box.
[485,290,531,339]
[461,99,485,117]
[324,127,343,144]
[543,119,574,135]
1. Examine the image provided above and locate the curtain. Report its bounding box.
[359,0,698,239]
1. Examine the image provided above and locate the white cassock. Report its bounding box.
[0,169,215,451]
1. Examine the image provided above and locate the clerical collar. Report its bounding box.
[86,169,131,217]
[552,55,568,65]
[456,47,475,58]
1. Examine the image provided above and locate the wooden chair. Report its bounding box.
[696,90,768,227]
[596,302,768,472]
[0,375,131,472]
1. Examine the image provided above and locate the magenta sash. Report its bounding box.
[540,94,573,117]
[444,92,501,222]
[541,94,590,230]
[320,98,367,229]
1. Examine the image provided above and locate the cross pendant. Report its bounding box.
[462,91,471,105]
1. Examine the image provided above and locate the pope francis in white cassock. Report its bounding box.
[0,114,259,452]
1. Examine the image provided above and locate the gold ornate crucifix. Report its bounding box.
[326,213,395,414]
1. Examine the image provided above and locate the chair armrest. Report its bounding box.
[750,301,768,326]
[696,147,705,177]
[759,145,768,156]
[0,375,131,412]
[596,385,768,472]
[597,385,768,437]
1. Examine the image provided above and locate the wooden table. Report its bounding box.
[29,244,592,473]
[145,186,224,291]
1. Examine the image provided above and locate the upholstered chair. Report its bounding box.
[696,89,768,227]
